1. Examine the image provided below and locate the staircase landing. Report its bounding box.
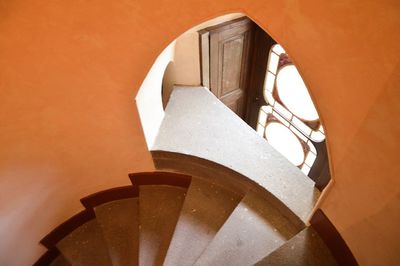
[152,87,320,223]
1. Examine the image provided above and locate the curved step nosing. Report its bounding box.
[40,209,95,249]
[152,150,306,227]
[80,185,138,209]
[129,171,191,188]
[37,171,193,263]
[33,248,61,266]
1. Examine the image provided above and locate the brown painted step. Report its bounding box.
[56,219,112,266]
[95,198,139,266]
[194,191,302,266]
[139,185,186,266]
[50,255,70,266]
[163,177,243,266]
[254,227,338,266]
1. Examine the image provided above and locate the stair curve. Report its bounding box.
[56,218,112,266]
[254,227,337,266]
[194,191,302,266]
[163,177,243,265]
[34,171,343,266]
[151,87,320,224]
[138,185,186,266]
[94,198,139,266]
[49,254,70,266]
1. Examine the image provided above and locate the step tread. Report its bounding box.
[152,87,320,223]
[50,254,70,266]
[164,178,242,266]
[194,191,301,266]
[95,198,139,266]
[254,227,338,266]
[139,185,186,266]
[56,219,112,266]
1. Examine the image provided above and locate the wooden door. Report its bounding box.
[199,17,255,119]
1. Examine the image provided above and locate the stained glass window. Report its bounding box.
[257,44,326,175]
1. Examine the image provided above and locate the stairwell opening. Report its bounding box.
[34,12,346,266]
[135,12,333,213]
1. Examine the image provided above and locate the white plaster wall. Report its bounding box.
[136,41,176,148]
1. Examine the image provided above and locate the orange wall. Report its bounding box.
[0,0,399,265]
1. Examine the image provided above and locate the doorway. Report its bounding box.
[199,17,331,190]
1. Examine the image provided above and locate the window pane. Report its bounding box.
[311,130,325,142]
[272,44,285,55]
[292,116,312,136]
[274,101,292,120]
[265,122,305,166]
[268,52,280,74]
[264,91,275,105]
[301,164,311,175]
[261,105,272,114]
[289,125,308,142]
[258,109,268,126]
[256,124,265,137]
[273,111,290,127]
[305,152,317,166]
[308,140,317,154]
[276,65,319,121]
[264,72,275,93]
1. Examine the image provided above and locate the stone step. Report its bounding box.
[163,177,242,266]
[138,185,186,266]
[194,191,302,266]
[50,254,70,266]
[95,198,139,266]
[152,87,320,223]
[254,227,337,266]
[56,219,112,266]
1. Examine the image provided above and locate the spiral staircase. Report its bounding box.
[35,87,355,265]
[35,171,337,266]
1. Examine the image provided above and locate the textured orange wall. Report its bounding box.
[0,0,399,265]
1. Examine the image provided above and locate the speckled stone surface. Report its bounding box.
[95,198,139,266]
[254,227,338,266]
[194,191,301,266]
[50,254,70,266]
[56,219,112,266]
[163,177,242,266]
[152,87,320,223]
[138,185,186,266]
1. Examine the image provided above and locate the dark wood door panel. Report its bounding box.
[201,17,255,119]
[220,37,244,96]
[220,89,244,116]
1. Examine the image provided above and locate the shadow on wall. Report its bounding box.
[162,61,175,109]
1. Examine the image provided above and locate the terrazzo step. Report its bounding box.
[56,219,112,266]
[254,227,337,266]
[95,198,139,266]
[151,87,320,223]
[194,191,302,266]
[49,254,70,266]
[138,185,186,266]
[163,177,243,266]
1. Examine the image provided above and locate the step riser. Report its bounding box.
[163,178,242,265]
[56,219,112,266]
[194,191,302,266]
[95,198,139,266]
[138,185,186,266]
